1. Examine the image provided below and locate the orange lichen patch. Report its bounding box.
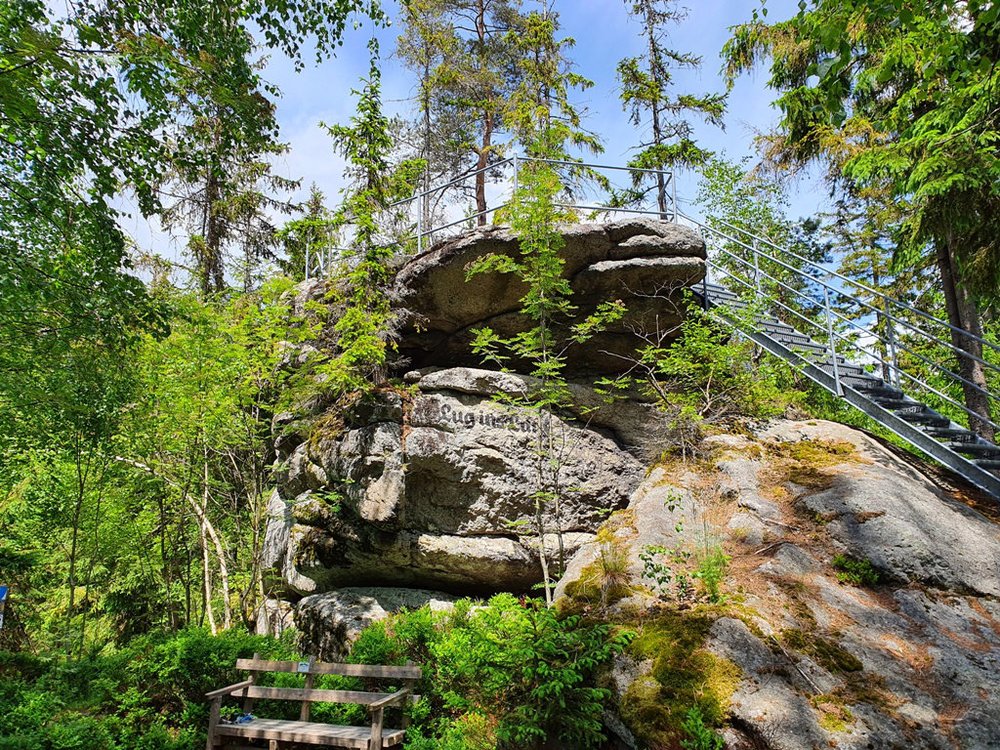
[880,634,933,672]
[938,702,972,726]
[966,598,1000,640]
[935,623,992,654]
[854,510,886,523]
[811,587,862,632]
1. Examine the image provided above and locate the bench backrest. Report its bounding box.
[235,658,422,682]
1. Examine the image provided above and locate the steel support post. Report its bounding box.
[825,284,844,396]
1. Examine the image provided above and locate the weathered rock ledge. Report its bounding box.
[395,218,705,375]
[264,367,657,597]
[556,419,1000,750]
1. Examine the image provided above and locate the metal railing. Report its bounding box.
[312,157,998,472]
[304,155,678,279]
[679,212,1000,437]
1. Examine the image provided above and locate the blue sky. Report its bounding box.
[125,0,830,261]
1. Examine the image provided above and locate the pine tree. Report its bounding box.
[618,0,725,216]
[322,38,423,393]
[397,0,526,225]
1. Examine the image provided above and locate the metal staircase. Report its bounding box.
[312,156,1000,500]
[682,212,1000,498]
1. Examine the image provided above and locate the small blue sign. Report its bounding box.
[0,586,7,602]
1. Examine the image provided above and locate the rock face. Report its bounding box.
[296,587,458,659]
[556,419,1000,750]
[265,367,650,597]
[394,218,705,375]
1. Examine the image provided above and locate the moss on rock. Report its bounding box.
[619,607,741,747]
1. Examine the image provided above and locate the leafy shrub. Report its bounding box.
[680,705,724,750]
[346,593,632,749]
[694,547,730,603]
[0,627,293,750]
[831,554,881,586]
[653,300,791,424]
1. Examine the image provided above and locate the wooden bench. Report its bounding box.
[205,656,421,750]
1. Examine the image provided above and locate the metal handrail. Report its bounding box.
[314,156,997,444]
[704,232,1000,405]
[689,213,1000,378]
[694,211,1000,356]
[707,256,1000,434]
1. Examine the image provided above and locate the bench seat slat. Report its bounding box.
[235,658,421,681]
[241,686,397,705]
[216,719,405,748]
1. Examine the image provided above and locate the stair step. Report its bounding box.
[771,331,813,345]
[947,442,1000,458]
[872,398,922,410]
[873,400,950,426]
[841,375,884,389]
[761,320,795,335]
[856,384,904,400]
[788,341,830,355]
[812,360,866,377]
[924,428,981,442]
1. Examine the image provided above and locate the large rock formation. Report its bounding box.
[263,367,653,597]
[264,218,699,602]
[395,218,705,374]
[556,419,1000,750]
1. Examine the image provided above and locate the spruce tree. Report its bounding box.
[618,0,725,216]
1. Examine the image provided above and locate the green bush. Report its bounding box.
[680,705,724,750]
[694,547,730,603]
[0,600,630,750]
[344,593,631,749]
[832,555,881,586]
[0,627,293,750]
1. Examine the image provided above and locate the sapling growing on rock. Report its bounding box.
[466,8,624,605]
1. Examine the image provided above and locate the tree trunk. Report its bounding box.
[474,0,490,225]
[644,0,668,219]
[421,57,432,232]
[475,112,493,225]
[937,238,994,441]
[66,437,91,656]
[204,168,225,294]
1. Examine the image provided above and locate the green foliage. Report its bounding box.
[621,297,791,441]
[693,548,730,604]
[724,1,1000,439]
[640,545,692,600]
[0,628,293,750]
[680,705,724,750]
[0,280,314,652]
[343,594,631,749]
[396,0,524,223]
[832,554,882,587]
[318,38,423,397]
[695,155,831,323]
[726,0,1000,295]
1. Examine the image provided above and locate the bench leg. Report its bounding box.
[370,707,384,750]
[269,741,279,750]
[205,697,221,750]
